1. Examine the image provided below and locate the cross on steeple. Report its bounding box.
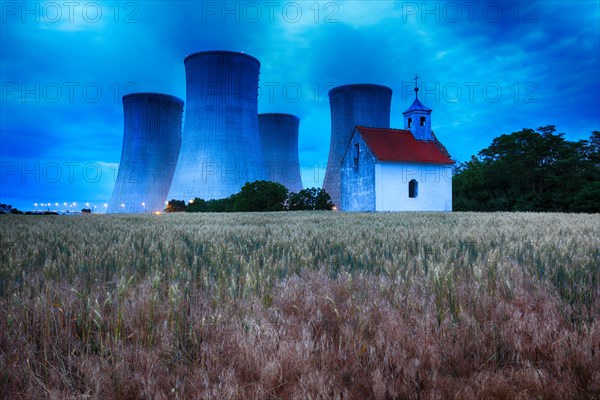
[414,74,419,99]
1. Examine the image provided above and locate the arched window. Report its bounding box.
[409,179,418,198]
[420,116,426,126]
[408,118,412,128]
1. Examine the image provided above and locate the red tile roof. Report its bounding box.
[355,126,453,164]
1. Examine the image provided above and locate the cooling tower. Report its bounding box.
[168,50,264,201]
[107,93,183,213]
[258,113,303,193]
[323,84,392,207]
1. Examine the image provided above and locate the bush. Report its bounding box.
[177,184,334,213]
[1,204,15,214]
[288,188,334,210]
[186,198,207,213]
[207,195,237,212]
[233,181,289,212]
[571,181,600,213]
[165,200,186,213]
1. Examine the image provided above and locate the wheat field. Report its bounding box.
[1,212,599,399]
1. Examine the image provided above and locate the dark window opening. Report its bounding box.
[409,179,418,198]
[408,118,412,128]
[353,143,359,169]
[420,116,426,126]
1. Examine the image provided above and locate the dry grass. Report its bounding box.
[1,212,599,399]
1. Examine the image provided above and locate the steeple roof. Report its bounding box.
[403,97,432,114]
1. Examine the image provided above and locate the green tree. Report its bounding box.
[165,199,186,213]
[288,188,334,211]
[233,181,289,212]
[185,198,207,213]
[453,126,599,212]
[571,181,600,213]
[206,195,237,212]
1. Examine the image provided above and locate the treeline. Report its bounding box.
[0,204,23,214]
[166,181,334,213]
[453,126,600,212]
[0,204,59,215]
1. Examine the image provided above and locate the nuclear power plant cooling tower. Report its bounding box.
[323,84,392,207]
[168,50,264,201]
[108,93,183,213]
[258,113,303,193]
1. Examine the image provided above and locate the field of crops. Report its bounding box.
[1,212,599,399]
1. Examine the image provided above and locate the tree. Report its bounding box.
[453,126,600,212]
[81,208,92,214]
[186,198,207,213]
[206,195,237,212]
[288,188,334,211]
[233,181,289,212]
[165,199,186,213]
[571,181,600,213]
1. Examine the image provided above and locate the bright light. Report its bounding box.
[142,202,146,206]
[73,202,77,207]
[121,203,125,208]
[189,199,194,204]
[64,202,67,207]
[103,204,108,208]
[86,203,90,207]
[154,211,162,216]
[34,203,38,207]
[332,206,338,211]
[55,203,59,207]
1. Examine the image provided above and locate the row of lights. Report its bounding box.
[34,202,107,209]
[32,202,167,215]
[120,202,163,215]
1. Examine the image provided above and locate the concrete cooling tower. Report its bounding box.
[107,93,183,213]
[168,50,264,201]
[258,113,303,193]
[323,84,392,207]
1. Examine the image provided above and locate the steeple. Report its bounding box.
[403,74,433,140]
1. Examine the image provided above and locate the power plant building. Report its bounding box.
[323,84,392,208]
[168,50,265,201]
[104,53,452,214]
[108,93,183,213]
[258,113,303,193]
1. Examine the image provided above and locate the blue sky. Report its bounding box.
[1,0,599,211]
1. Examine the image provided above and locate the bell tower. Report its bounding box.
[403,75,433,140]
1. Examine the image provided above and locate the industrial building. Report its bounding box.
[107,93,183,213]
[105,50,452,214]
[258,113,303,193]
[168,50,265,201]
[340,80,453,212]
[323,84,392,208]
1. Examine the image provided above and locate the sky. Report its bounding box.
[1,0,599,211]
